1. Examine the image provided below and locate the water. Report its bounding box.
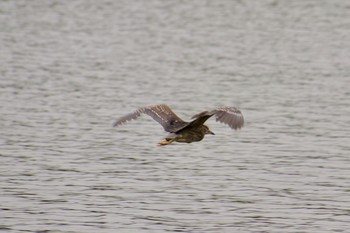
[1,0,350,232]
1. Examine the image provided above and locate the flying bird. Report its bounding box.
[113,104,244,145]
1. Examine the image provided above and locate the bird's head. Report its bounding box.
[203,125,215,135]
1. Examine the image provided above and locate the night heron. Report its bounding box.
[113,104,244,145]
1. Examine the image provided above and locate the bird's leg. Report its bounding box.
[158,138,174,146]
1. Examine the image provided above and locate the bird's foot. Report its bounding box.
[158,139,174,146]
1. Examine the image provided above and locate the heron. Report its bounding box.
[113,104,244,145]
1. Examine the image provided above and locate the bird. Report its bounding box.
[113,104,244,145]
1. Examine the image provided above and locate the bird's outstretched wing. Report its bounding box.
[191,106,244,130]
[113,104,188,132]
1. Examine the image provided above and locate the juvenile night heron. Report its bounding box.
[113,104,244,145]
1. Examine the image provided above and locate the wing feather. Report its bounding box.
[188,106,244,130]
[112,110,143,127]
[212,107,244,129]
[113,104,188,132]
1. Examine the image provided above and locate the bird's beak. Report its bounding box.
[208,130,215,135]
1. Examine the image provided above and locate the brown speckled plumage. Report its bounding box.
[113,104,244,145]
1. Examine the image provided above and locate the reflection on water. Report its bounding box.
[1,0,349,232]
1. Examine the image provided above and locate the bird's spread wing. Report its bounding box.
[113,104,188,132]
[211,107,244,129]
[191,107,244,130]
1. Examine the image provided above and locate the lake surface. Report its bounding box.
[1,0,349,232]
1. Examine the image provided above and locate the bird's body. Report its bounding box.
[113,104,244,145]
[162,125,211,145]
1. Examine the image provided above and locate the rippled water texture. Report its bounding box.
[1,1,350,232]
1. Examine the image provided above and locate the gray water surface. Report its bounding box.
[1,1,350,232]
